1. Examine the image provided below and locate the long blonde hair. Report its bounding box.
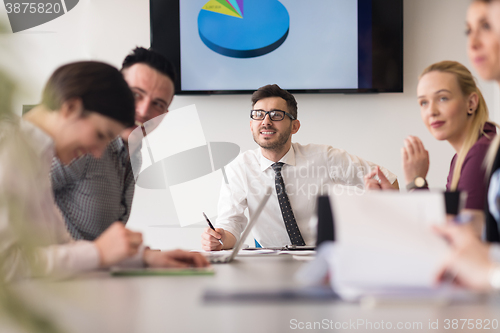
[419,61,492,190]
[485,134,500,177]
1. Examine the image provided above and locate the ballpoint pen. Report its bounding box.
[203,212,223,245]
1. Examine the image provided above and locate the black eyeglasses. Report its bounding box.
[250,110,296,121]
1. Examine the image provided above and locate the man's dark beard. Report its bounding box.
[253,125,292,151]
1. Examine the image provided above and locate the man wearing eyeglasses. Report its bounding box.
[201,84,398,250]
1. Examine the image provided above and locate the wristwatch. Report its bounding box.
[406,176,428,191]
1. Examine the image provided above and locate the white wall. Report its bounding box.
[1,0,498,250]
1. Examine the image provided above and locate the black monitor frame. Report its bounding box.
[150,0,403,95]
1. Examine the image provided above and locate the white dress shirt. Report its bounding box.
[0,119,142,281]
[216,142,397,247]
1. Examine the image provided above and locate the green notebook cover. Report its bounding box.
[111,267,215,277]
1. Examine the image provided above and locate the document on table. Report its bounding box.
[277,250,316,256]
[328,191,450,300]
[237,249,278,255]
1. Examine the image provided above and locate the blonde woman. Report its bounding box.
[367,61,496,221]
[433,0,500,291]
[468,0,500,242]
[364,0,500,293]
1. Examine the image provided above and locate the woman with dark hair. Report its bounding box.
[29,61,136,163]
[0,61,207,280]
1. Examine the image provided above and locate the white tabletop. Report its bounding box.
[7,255,500,333]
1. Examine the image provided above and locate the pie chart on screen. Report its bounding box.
[198,0,290,58]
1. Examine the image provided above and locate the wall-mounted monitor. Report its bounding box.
[150,0,403,94]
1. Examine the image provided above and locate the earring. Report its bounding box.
[468,108,474,115]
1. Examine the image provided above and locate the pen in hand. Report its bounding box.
[203,212,223,246]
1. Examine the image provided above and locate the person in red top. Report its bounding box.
[413,62,496,209]
[366,61,496,235]
[433,0,500,291]
[446,121,496,209]
[368,1,500,291]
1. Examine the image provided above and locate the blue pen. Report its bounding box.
[203,212,223,245]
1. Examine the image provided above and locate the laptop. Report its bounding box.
[205,187,272,263]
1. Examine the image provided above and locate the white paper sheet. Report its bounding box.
[328,191,450,300]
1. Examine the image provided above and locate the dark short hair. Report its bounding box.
[251,84,298,119]
[121,47,177,85]
[41,61,135,127]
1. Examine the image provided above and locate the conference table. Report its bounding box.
[8,254,500,333]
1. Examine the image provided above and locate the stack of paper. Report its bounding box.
[327,191,450,300]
